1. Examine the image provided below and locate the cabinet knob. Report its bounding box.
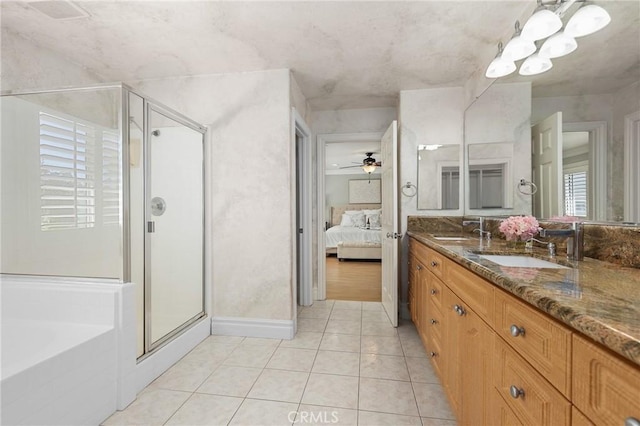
[626,418,640,426]
[509,385,525,399]
[416,265,422,270]
[430,319,437,325]
[429,351,437,358]
[510,324,526,337]
[431,261,438,267]
[453,304,466,316]
[430,289,437,295]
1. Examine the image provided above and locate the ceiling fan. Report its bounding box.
[339,152,381,174]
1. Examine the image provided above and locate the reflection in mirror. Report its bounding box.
[468,143,513,209]
[417,144,460,210]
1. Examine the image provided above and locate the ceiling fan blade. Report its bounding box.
[339,165,362,169]
[374,162,381,166]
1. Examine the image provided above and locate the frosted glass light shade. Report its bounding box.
[521,9,563,41]
[540,31,578,58]
[565,4,611,38]
[502,36,537,61]
[362,164,376,173]
[485,56,516,78]
[519,54,553,76]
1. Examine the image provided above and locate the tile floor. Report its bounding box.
[104,300,456,426]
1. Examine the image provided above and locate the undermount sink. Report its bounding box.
[431,236,470,241]
[478,255,569,269]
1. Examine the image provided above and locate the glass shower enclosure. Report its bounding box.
[0,84,206,358]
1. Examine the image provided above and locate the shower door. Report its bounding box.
[145,104,205,350]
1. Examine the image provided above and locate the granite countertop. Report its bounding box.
[408,231,640,367]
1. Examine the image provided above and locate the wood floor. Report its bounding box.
[326,256,382,302]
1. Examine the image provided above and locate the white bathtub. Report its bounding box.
[0,275,124,426]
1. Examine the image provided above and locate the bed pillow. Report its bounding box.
[341,211,365,227]
[366,213,381,228]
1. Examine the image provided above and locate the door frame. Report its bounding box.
[624,111,640,222]
[316,131,383,301]
[292,108,313,311]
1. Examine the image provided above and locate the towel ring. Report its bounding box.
[517,179,538,195]
[402,182,417,197]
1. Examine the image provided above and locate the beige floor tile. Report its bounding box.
[361,321,398,337]
[405,356,439,383]
[358,378,419,416]
[333,300,363,310]
[360,354,409,381]
[267,347,317,372]
[320,333,361,353]
[165,393,243,425]
[400,337,427,358]
[222,344,277,368]
[299,307,333,319]
[103,388,190,426]
[312,350,360,376]
[239,337,282,348]
[229,398,298,426]
[330,309,363,321]
[205,335,245,346]
[325,319,361,335]
[361,301,384,311]
[295,405,358,425]
[412,382,455,420]
[360,336,404,356]
[196,365,262,397]
[298,318,328,333]
[279,331,323,350]
[302,373,359,409]
[362,310,392,322]
[247,369,309,403]
[149,359,216,392]
[357,410,422,425]
[310,300,335,309]
[421,417,458,426]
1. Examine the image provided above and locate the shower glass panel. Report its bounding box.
[147,105,204,348]
[0,88,123,279]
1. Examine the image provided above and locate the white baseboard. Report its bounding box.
[211,316,295,340]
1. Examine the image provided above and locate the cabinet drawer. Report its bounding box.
[410,239,446,279]
[427,273,445,313]
[494,338,571,426]
[428,333,444,383]
[426,303,443,345]
[492,389,524,426]
[572,334,640,426]
[445,258,494,326]
[494,289,571,397]
[571,406,594,426]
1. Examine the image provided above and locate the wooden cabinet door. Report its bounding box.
[443,286,462,417]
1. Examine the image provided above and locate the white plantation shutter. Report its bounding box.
[40,112,96,230]
[564,171,587,217]
[102,130,120,225]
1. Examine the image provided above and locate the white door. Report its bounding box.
[381,121,398,327]
[532,112,563,218]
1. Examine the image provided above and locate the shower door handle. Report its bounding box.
[147,221,155,233]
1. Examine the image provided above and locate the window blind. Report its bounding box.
[102,130,120,225]
[40,112,96,230]
[564,171,587,217]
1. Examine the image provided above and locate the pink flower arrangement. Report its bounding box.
[499,215,541,241]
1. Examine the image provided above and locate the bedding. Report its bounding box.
[325,225,382,249]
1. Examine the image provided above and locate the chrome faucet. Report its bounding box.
[528,238,556,257]
[463,217,491,241]
[539,222,584,260]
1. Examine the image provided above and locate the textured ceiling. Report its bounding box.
[1,1,638,110]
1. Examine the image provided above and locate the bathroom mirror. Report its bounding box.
[417,144,461,210]
[464,1,640,222]
[468,142,514,209]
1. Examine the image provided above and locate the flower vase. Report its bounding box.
[506,240,527,250]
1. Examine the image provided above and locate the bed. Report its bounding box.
[325,204,382,260]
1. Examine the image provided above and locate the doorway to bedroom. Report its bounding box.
[320,134,383,302]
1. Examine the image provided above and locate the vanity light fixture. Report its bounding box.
[564,3,611,38]
[503,21,538,61]
[521,4,563,41]
[418,144,444,151]
[485,42,517,78]
[540,30,578,58]
[519,51,553,76]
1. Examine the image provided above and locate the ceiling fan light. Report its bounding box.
[519,53,553,76]
[521,9,563,41]
[540,31,578,58]
[485,56,516,79]
[362,164,377,174]
[565,4,611,38]
[502,36,537,61]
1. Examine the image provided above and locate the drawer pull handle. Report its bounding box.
[430,289,437,295]
[509,385,525,399]
[416,265,422,270]
[453,304,466,316]
[626,418,640,426]
[430,319,437,325]
[430,351,437,358]
[431,261,438,267]
[510,324,525,337]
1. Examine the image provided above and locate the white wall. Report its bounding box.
[131,70,295,323]
[325,174,381,221]
[398,87,464,316]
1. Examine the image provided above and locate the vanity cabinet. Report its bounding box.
[408,236,640,426]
